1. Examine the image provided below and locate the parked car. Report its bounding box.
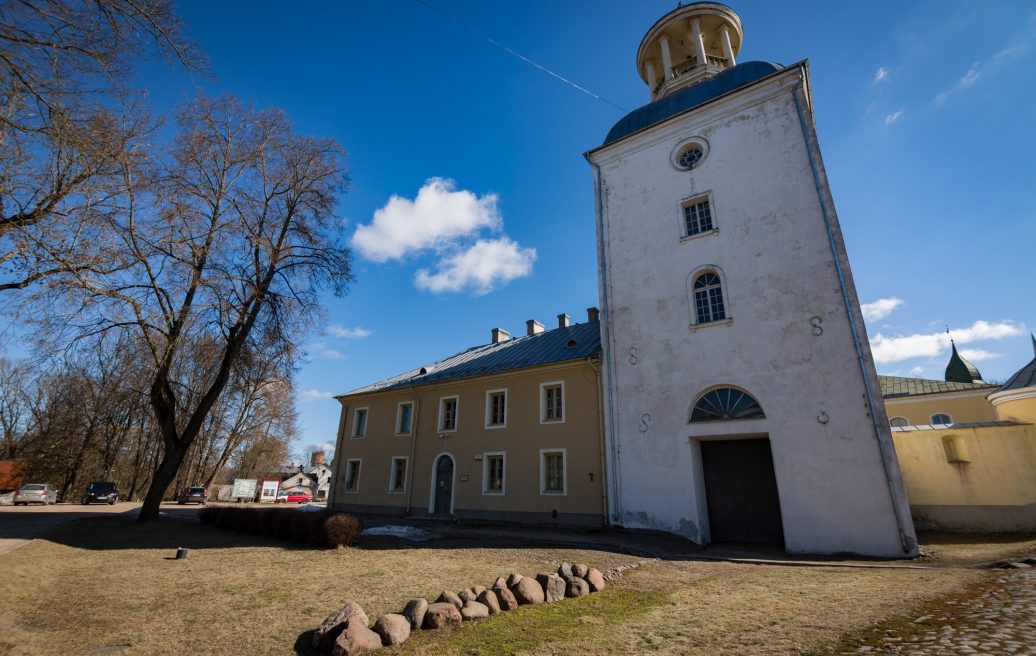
[177,486,208,505]
[82,481,118,505]
[14,483,56,505]
[275,489,288,503]
[283,489,310,503]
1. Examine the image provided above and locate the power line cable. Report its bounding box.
[412,0,628,113]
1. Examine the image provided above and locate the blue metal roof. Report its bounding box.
[602,61,784,147]
[999,357,1036,392]
[343,321,602,396]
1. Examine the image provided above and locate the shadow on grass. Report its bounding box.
[292,629,321,656]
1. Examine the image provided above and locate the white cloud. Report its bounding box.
[959,348,1002,362]
[861,297,904,321]
[874,66,889,84]
[300,389,335,401]
[415,237,537,295]
[352,178,501,262]
[909,366,926,376]
[935,63,980,105]
[328,325,371,339]
[884,110,903,126]
[310,342,344,360]
[869,320,1022,364]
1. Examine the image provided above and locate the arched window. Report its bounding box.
[889,416,909,428]
[931,413,952,425]
[693,272,726,324]
[690,387,765,422]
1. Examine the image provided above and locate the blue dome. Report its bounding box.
[603,61,783,146]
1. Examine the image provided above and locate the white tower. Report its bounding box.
[586,3,917,557]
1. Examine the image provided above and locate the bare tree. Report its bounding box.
[0,0,201,291]
[32,95,351,520]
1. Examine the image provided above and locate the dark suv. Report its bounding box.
[177,486,208,505]
[82,481,119,505]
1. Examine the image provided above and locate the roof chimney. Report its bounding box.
[491,327,511,344]
[587,307,600,322]
[526,319,545,336]
[557,313,571,329]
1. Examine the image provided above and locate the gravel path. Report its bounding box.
[847,567,1036,655]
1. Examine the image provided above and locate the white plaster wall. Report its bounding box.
[588,65,916,557]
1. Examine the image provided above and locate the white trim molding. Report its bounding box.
[395,401,414,436]
[351,407,369,438]
[343,458,362,493]
[481,451,507,496]
[484,388,508,429]
[539,448,568,496]
[539,381,566,424]
[437,395,459,433]
[428,452,456,515]
[388,456,409,494]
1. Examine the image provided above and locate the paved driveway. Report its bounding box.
[0,502,141,556]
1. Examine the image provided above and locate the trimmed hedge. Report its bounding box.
[197,506,362,548]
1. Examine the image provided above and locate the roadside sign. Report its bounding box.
[259,477,280,503]
[231,478,258,501]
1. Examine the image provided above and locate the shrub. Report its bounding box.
[324,513,363,548]
[198,506,218,525]
[215,506,236,529]
[257,508,278,536]
[306,510,331,546]
[290,511,311,542]
[272,509,294,540]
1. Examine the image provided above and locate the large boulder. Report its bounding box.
[510,576,545,605]
[332,623,382,656]
[314,602,369,650]
[458,588,476,604]
[422,602,462,630]
[476,589,501,614]
[566,578,590,598]
[372,614,410,646]
[472,584,487,596]
[506,572,523,587]
[557,563,575,581]
[460,600,490,621]
[494,585,519,611]
[492,575,508,590]
[401,598,428,630]
[585,568,606,592]
[572,563,589,578]
[436,590,463,610]
[536,573,566,602]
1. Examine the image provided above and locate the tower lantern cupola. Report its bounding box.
[636,2,743,101]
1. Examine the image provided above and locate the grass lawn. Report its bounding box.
[0,513,1029,656]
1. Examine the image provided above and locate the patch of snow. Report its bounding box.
[297,504,326,512]
[361,525,439,541]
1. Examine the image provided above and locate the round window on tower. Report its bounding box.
[671,137,710,171]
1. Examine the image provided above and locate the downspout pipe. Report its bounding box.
[791,70,916,555]
[404,388,421,515]
[586,354,609,526]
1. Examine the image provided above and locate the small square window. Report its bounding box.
[683,198,714,237]
[439,396,458,432]
[344,459,361,492]
[483,453,505,494]
[486,389,507,428]
[389,457,408,493]
[352,408,368,438]
[396,402,414,435]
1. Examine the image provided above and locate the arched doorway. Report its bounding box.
[432,454,454,515]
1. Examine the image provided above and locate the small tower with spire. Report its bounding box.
[945,341,985,384]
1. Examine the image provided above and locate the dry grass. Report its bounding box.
[915,531,1036,567]
[0,516,1019,656]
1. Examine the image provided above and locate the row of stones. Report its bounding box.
[313,562,607,656]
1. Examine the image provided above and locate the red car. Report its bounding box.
[279,489,312,504]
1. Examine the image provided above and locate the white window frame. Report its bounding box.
[438,395,459,433]
[678,191,717,241]
[351,407,369,438]
[686,265,733,331]
[539,448,567,496]
[889,416,910,428]
[484,388,508,429]
[540,381,566,424]
[343,458,362,493]
[395,401,414,436]
[388,456,408,494]
[931,412,953,425]
[482,451,506,496]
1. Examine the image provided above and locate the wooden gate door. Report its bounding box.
[701,438,784,545]
[433,455,453,515]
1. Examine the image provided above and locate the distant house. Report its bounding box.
[280,452,334,501]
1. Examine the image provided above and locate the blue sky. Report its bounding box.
[51,1,1036,457]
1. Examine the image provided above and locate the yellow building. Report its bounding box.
[329,312,607,526]
[881,338,1036,532]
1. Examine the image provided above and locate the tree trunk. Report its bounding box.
[138,441,186,521]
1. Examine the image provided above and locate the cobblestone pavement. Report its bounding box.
[845,566,1036,655]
